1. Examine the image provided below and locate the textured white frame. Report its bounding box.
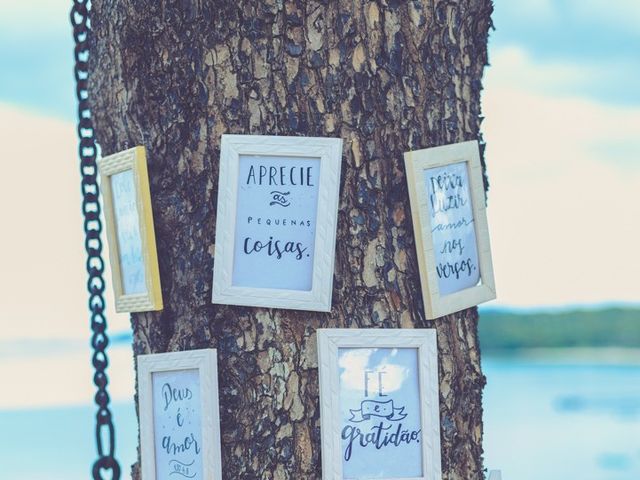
[317,329,442,480]
[404,140,496,319]
[211,134,343,312]
[137,349,222,480]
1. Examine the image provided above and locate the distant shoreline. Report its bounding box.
[483,347,640,365]
[479,306,640,353]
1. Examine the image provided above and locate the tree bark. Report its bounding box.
[90,1,492,479]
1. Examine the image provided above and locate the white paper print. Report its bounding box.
[424,162,480,295]
[110,170,146,295]
[231,155,321,291]
[152,369,203,480]
[339,348,423,479]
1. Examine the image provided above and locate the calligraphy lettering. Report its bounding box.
[162,383,193,411]
[161,433,201,456]
[246,165,314,186]
[435,258,476,280]
[243,236,309,260]
[342,422,421,461]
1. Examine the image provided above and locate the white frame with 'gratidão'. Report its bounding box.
[211,134,343,312]
[137,349,222,480]
[317,328,442,480]
[404,140,496,319]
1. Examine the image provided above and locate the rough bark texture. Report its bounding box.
[90,1,492,479]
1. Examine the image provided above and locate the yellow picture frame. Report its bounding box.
[404,140,496,319]
[97,146,163,312]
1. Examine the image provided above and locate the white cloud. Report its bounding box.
[0,343,134,409]
[486,46,639,109]
[487,47,595,95]
[0,103,130,340]
[0,0,69,35]
[339,348,409,394]
[0,0,67,19]
[482,49,640,307]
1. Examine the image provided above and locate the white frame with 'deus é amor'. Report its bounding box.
[138,349,222,480]
[317,329,441,480]
[211,134,342,312]
[404,140,496,319]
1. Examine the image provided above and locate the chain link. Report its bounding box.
[70,1,121,479]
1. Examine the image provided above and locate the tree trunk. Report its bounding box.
[89,1,492,479]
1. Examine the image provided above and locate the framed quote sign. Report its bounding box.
[97,146,162,312]
[137,349,222,480]
[211,134,343,312]
[317,329,441,480]
[404,140,496,319]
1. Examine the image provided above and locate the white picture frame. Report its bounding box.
[404,140,496,319]
[211,134,343,312]
[137,349,222,480]
[317,329,441,480]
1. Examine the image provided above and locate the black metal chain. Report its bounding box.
[70,1,121,479]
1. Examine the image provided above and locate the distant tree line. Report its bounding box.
[479,307,640,351]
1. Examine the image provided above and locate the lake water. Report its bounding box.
[484,357,640,480]
[1,357,639,479]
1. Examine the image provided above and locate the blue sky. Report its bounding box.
[2,1,639,117]
[0,0,638,356]
[0,31,74,118]
[0,1,75,119]
[490,0,640,107]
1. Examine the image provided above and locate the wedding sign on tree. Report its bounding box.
[137,349,222,480]
[211,134,342,312]
[317,329,441,480]
[404,140,496,319]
